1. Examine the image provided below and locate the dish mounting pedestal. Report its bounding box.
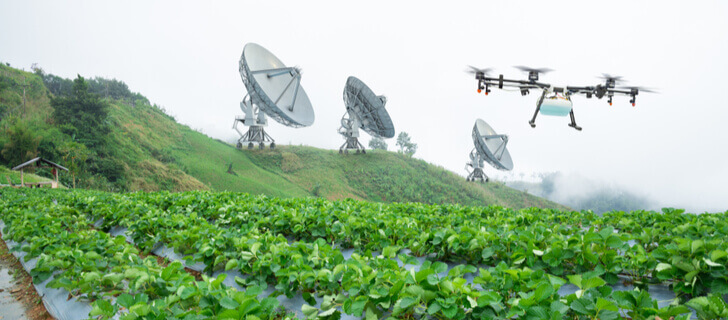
[338,112,365,154]
[466,149,488,182]
[234,97,275,149]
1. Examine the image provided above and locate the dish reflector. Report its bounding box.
[239,43,314,127]
[472,119,513,171]
[343,76,395,138]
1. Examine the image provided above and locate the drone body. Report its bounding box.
[467,66,654,130]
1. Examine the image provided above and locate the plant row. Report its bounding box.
[3,189,728,319]
[62,190,728,302]
[0,192,293,319]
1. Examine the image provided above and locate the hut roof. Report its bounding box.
[12,157,69,171]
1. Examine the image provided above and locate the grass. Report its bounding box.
[0,165,57,186]
[243,146,568,209]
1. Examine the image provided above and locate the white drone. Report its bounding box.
[468,66,655,131]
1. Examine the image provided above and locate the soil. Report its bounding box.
[0,234,53,320]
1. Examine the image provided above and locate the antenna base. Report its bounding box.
[466,168,489,183]
[338,111,366,154]
[339,137,366,154]
[234,119,275,150]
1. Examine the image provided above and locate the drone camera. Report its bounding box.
[520,88,529,96]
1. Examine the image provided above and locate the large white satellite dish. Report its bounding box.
[339,76,395,154]
[233,43,315,149]
[466,119,513,182]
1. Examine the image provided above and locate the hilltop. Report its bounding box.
[0,63,566,209]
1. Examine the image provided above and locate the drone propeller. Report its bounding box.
[514,66,552,82]
[466,65,493,76]
[618,86,658,94]
[514,66,553,74]
[598,73,625,81]
[598,73,627,88]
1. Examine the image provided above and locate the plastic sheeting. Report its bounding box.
[0,220,93,320]
[104,223,355,319]
[2,218,706,320]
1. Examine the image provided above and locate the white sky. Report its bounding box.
[2,1,727,212]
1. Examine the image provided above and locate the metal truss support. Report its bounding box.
[466,168,489,183]
[338,112,366,154]
[465,149,489,183]
[233,117,275,149]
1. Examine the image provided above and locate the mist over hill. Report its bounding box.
[504,172,655,213]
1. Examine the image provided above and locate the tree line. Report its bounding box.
[0,64,141,190]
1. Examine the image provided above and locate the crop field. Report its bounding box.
[1,188,727,319]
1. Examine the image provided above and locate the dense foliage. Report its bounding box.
[51,75,111,149]
[0,63,168,191]
[33,65,150,105]
[1,188,727,319]
[1,117,41,166]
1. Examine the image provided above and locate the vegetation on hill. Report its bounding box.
[0,63,565,209]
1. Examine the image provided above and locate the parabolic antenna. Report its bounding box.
[233,43,315,149]
[338,76,395,154]
[466,119,512,182]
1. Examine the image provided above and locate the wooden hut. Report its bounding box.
[11,157,68,188]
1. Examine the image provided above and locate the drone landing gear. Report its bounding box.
[568,109,582,131]
[529,90,548,128]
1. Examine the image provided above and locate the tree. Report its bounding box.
[1,118,41,166]
[51,75,110,150]
[58,140,89,188]
[368,137,388,150]
[396,132,417,156]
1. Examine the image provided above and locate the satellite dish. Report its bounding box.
[233,43,315,149]
[338,76,395,154]
[466,119,512,182]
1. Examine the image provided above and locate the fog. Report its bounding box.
[1,1,727,212]
[501,172,658,214]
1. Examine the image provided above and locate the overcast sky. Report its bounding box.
[2,1,727,212]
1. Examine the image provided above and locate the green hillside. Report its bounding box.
[0,63,566,209]
[0,164,57,186]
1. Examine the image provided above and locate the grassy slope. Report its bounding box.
[0,64,566,209]
[243,146,567,209]
[110,98,564,209]
[0,165,56,186]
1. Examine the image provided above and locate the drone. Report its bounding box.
[467,66,655,131]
